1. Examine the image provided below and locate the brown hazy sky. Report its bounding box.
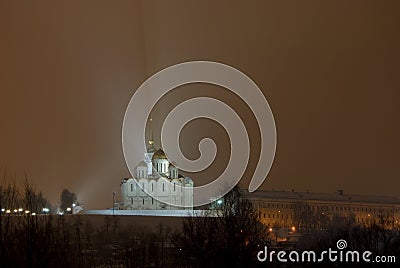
[0,1,399,209]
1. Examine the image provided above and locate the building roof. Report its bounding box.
[152,148,167,160]
[249,190,400,205]
[136,160,147,167]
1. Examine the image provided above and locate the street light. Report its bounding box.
[42,208,50,214]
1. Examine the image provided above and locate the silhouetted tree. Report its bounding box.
[23,180,50,213]
[172,187,271,267]
[60,188,77,213]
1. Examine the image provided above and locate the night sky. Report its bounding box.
[1,1,399,209]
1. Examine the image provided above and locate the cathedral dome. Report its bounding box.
[152,148,167,160]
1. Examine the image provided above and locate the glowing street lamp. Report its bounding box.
[6,209,11,214]
[25,210,30,214]
[42,208,50,213]
[66,207,72,212]
[1,208,5,212]
[18,208,23,212]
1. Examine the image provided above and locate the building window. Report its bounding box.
[174,183,176,191]
[131,184,133,191]
[151,183,154,192]
[152,198,154,205]
[142,199,144,205]
[163,183,165,192]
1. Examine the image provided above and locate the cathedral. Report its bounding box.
[120,138,194,210]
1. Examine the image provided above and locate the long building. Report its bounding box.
[250,189,400,230]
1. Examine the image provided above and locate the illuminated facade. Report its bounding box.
[120,144,193,210]
[251,190,400,230]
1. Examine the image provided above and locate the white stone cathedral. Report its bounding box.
[120,139,194,210]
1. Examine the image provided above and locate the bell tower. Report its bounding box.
[144,117,155,175]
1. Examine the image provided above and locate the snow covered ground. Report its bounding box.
[82,209,215,217]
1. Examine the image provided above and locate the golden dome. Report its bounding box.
[152,148,167,160]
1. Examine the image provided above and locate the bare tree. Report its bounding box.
[23,180,50,213]
[172,187,271,267]
[60,188,77,213]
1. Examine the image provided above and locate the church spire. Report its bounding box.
[147,116,155,153]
